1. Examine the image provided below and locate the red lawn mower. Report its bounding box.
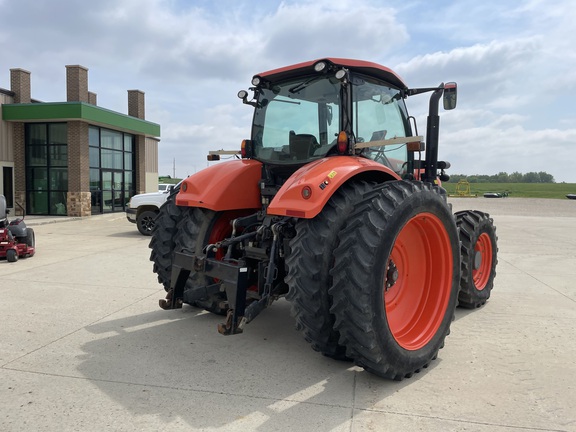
[0,195,35,262]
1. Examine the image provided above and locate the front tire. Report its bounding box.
[7,249,18,262]
[329,181,460,380]
[455,210,498,309]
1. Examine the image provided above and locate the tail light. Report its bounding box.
[337,131,348,154]
[301,186,312,199]
[241,139,253,158]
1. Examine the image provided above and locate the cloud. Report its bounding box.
[390,34,576,183]
[440,109,576,183]
[395,39,541,106]
[258,1,408,67]
[1,0,575,183]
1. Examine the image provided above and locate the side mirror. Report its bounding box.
[443,82,457,110]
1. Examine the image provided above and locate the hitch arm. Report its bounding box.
[159,252,192,310]
[159,252,228,310]
[219,222,286,335]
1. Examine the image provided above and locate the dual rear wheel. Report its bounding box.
[287,180,496,379]
[455,210,498,308]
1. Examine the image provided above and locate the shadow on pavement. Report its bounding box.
[77,301,428,430]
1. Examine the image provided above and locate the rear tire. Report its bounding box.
[137,210,158,236]
[149,192,182,289]
[329,181,460,380]
[174,207,253,315]
[6,249,18,262]
[26,228,35,247]
[455,210,498,309]
[286,181,372,359]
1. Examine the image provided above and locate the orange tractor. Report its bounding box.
[149,58,498,380]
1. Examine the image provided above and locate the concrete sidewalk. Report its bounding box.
[1,198,575,431]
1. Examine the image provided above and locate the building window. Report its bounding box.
[25,123,68,215]
[89,125,135,214]
[2,166,14,208]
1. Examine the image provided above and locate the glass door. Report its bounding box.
[113,171,124,212]
[101,170,126,212]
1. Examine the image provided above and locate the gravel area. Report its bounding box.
[448,196,576,218]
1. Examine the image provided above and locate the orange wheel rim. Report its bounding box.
[209,214,235,261]
[472,232,492,291]
[208,210,256,260]
[384,213,453,351]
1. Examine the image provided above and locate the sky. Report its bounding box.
[0,0,575,182]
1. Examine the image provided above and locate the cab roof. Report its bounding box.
[256,58,408,90]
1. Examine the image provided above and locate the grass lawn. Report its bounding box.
[442,182,576,199]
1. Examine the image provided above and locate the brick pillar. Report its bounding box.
[128,90,145,119]
[66,65,89,103]
[88,91,97,105]
[128,90,147,194]
[9,70,30,214]
[67,121,91,217]
[10,68,31,103]
[12,123,26,216]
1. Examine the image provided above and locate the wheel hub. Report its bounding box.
[473,250,482,270]
[385,260,399,290]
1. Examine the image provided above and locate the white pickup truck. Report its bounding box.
[126,185,174,235]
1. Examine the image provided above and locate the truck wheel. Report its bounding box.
[150,192,182,289]
[7,249,18,262]
[137,210,158,236]
[286,181,372,359]
[175,207,254,315]
[329,181,460,380]
[455,210,498,308]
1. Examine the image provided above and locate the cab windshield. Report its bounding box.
[352,76,410,175]
[251,73,409,174]
[252,75,340,164]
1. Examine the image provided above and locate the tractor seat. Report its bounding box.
[370,129,387,142]
[289,131,319,160]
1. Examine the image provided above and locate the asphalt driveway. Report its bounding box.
[1,197,575,431]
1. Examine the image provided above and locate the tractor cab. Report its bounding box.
[239,59,412,177]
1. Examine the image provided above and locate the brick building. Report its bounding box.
[0,65,160,217]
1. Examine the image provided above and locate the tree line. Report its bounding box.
[448,171,555,183]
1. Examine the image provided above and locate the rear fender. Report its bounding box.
[176,159,262,211]
[267,156,400,219]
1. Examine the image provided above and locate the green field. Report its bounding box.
[158,176,182,185]
[160,174,574,199]
[443,181,576,199]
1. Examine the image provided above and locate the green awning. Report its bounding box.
[2,102,160,137]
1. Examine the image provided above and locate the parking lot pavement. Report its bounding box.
[1,198,575,432]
